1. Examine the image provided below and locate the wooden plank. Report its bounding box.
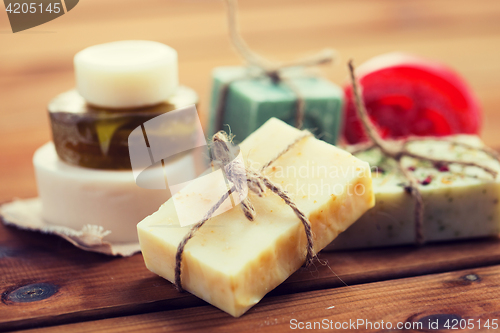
[17,265,500,333]
[2,0,500,331]
[2,220,500,331]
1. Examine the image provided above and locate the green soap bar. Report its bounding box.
[209,66,343,144]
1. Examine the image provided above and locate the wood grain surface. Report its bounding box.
[2,220,500,332]
[2,0,500,332]
[15,265,500,333]
[1,0,500,203]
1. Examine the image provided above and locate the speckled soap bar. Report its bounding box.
[208,66,343,144]
[327,135,500,250]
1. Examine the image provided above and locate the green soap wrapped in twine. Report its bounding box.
[213,0,337,133]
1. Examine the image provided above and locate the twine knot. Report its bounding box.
[212,131,265,221]
[266,70,281,84]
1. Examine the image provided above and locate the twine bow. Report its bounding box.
[214,0,336,132]
[175,130,315,292]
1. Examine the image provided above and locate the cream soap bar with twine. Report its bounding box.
[137,118,374,317]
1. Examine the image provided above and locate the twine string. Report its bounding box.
[347,59,499,245]
[174,131,314,292]
[215,0,336,132]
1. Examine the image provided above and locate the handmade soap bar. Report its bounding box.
[34,142,195,243]
[138,118,374,317]
[208,66,343,144]
[74,40,178,109]
[49,87,198,169]
[327,136,500,250]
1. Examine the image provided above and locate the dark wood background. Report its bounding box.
[2,1,500,332]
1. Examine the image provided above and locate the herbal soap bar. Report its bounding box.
[137,118,374,317]
[327,136,500,250]
[208,66,343,144]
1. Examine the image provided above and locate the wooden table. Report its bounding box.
[2,0,500,332]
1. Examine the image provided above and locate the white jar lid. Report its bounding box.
[74,40,179,109]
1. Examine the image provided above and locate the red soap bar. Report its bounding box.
[343,53,481,144]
